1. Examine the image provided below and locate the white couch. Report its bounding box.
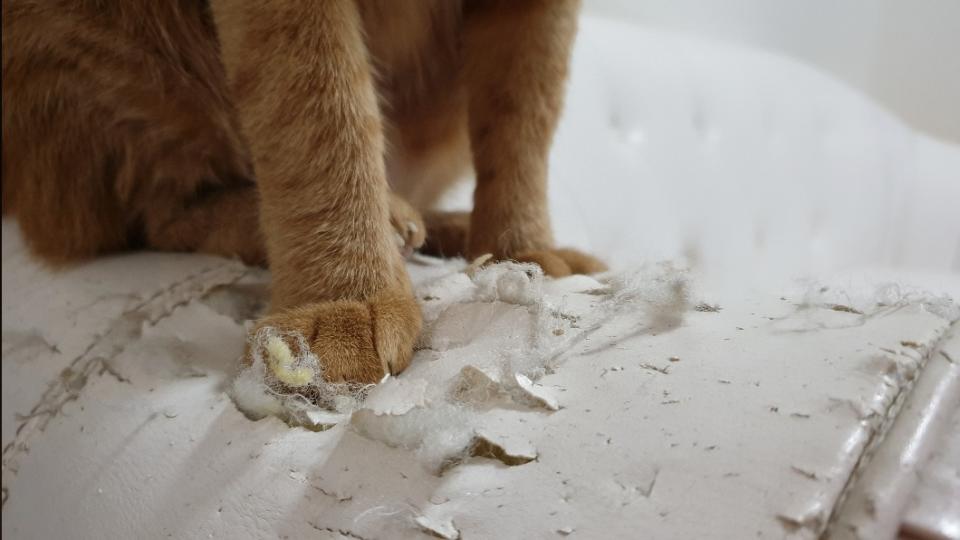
[548,19,960,281]
[3,15,958,540]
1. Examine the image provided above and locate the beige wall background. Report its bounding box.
[586,0,960,144]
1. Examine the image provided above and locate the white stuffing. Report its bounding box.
[470,261,545,306]
[230,358,285,420]
[229,326,374,426]
[351,404,479,472]
[602,261,693,329]
[360,376,429,416]
[230,259,696,455]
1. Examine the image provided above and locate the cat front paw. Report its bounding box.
[512,248,608,277]
[250,289,421,385]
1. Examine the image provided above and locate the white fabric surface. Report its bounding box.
[549,19,959,283]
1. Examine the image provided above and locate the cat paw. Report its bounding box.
[421,211,471,258]
[418,211,607,277]
[251,290,422,384]
[388,193,426,258]
[512,248,608,277]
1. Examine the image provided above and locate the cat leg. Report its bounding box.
[212,0,421,383]
[144,186,422,265]
[421,210,603,274]
[462,0,606,276]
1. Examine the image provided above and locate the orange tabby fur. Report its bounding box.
[2,0,605,383]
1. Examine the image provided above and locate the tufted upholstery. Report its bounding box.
[534,17,960,284]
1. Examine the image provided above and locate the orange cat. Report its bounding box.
[2,0,605,383]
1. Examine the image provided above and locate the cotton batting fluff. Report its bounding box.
[602,261,692,329]
[230,326,374,426]
[351,404,479,473]
[471,261,545,305]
